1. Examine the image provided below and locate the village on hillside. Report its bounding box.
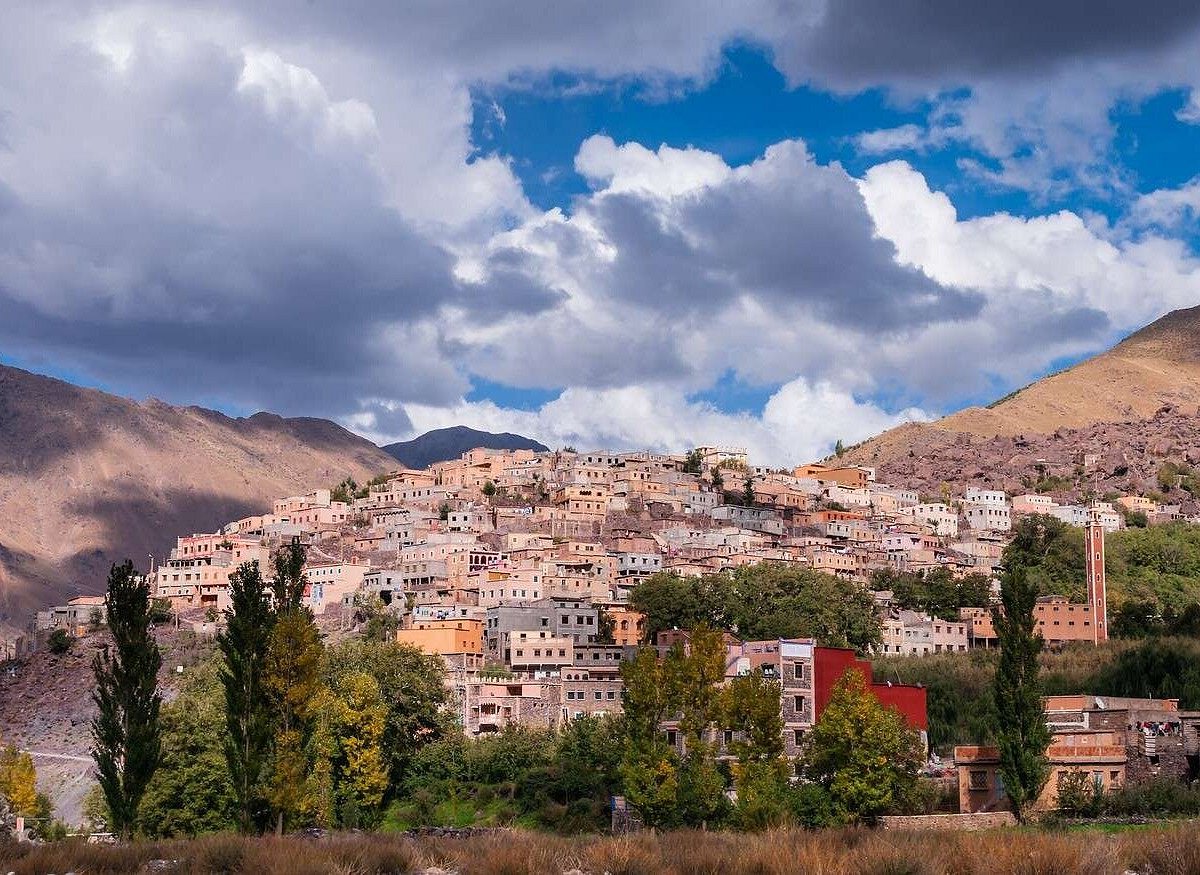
[20,443,1200,824]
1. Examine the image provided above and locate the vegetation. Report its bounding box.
[218,560,275,833]
[1003,514,1200,618]
[46,628,72,654]
[870,567,992,621]
[139,659,237,837]
[992,562,1052,821]
[91,560,163,840]
[0,745,39,817]
[682,448,704,474]
[629,565,880,652]
[802,669,923,824]
[15,824,1200,875]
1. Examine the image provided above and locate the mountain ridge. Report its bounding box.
[0,363,396,628]
[383,425,549,469]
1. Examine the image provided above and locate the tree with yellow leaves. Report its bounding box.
[331,671,389,827]
[0,744,38,816]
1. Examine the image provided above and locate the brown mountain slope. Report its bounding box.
[0,364,395,627]
[939,305,1200,437]
[845,305,1200,475]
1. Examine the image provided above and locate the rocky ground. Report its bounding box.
[0,627,213,826]
[847,405,1200,508]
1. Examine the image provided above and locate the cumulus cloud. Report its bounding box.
[383,380,927,468]
[3,1,1200,464]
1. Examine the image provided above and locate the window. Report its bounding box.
[723,730,734,746]
[594,691,602,700]
[794,695,806,713]
[793,729,804,745]
[969,770,989,791]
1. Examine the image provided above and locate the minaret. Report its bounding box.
[1084,514,1108,643]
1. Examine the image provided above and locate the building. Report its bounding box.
[395,618,484,657]
[956,695,1200,813]
[962,596,1100,647]
[35,596,107,636]
[879,610,970,656]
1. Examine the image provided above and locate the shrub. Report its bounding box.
[46,628,72,654]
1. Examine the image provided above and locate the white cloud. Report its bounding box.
[853,124,927,154]
[373,379,927,467]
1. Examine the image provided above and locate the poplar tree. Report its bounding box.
[263,539,324,834]
[992,565,1052,821]
[218,560,274,833]
[91,560,162,839]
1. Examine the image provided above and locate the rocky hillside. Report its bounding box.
[845,306,1200,491]
[383,425,548,469]
[848,405,1200,508]
[0,365,396,629]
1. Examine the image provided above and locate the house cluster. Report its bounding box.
[21,444,1171,733]
[956,694,1200,813]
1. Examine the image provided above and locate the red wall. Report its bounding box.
[813,646,927,731]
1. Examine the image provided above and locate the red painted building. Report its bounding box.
[814,645,927,731]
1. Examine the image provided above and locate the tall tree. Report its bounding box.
[619,646,680,829]
[264,606,324,833]
[271,538,308,610]
[217,560,274,833]
[91,560,162,839]
[992,565,1052,821]
[722,669,790,829]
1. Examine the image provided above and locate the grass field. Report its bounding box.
[4,823,1200,875]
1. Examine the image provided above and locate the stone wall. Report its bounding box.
[878,812,1017,831]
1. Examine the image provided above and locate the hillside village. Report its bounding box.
[25,442,1190,731]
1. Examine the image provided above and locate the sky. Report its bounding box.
[3,2,1200,466]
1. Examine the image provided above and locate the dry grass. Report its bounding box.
[2,824,1197,874]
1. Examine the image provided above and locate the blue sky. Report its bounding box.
[464,41,1200,418]
[4,4,1200,463]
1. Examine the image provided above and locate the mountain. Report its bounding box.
[844,305,1200,492]
[383,425,549,469]
[0,364,396,628]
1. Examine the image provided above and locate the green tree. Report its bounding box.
[47,628,72,654]
[595,606,616,645]
[834,439,846,457]
[669,627,728,828]
[138,658,237,837]
[330,477,358,504]
[271,539,307,610]
[218,560,275,833]
[992,565,1052,821]
[482,480,497,497]
[619,646,681,829]
[801,668,923,823]
[710,467,724,490]
[91,560,162,839]
[326,639,450,793]
[742,476,756,506]
[682,449,704,475]
[722,669,790,829]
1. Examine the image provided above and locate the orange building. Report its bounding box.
[962,595,1099,647]
[793,464,872,489]
[396,618,484,656]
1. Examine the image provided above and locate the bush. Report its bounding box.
[46,628,72,654]
[1103,778,1200,818]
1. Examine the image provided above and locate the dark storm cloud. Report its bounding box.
[770,0,1200,88]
